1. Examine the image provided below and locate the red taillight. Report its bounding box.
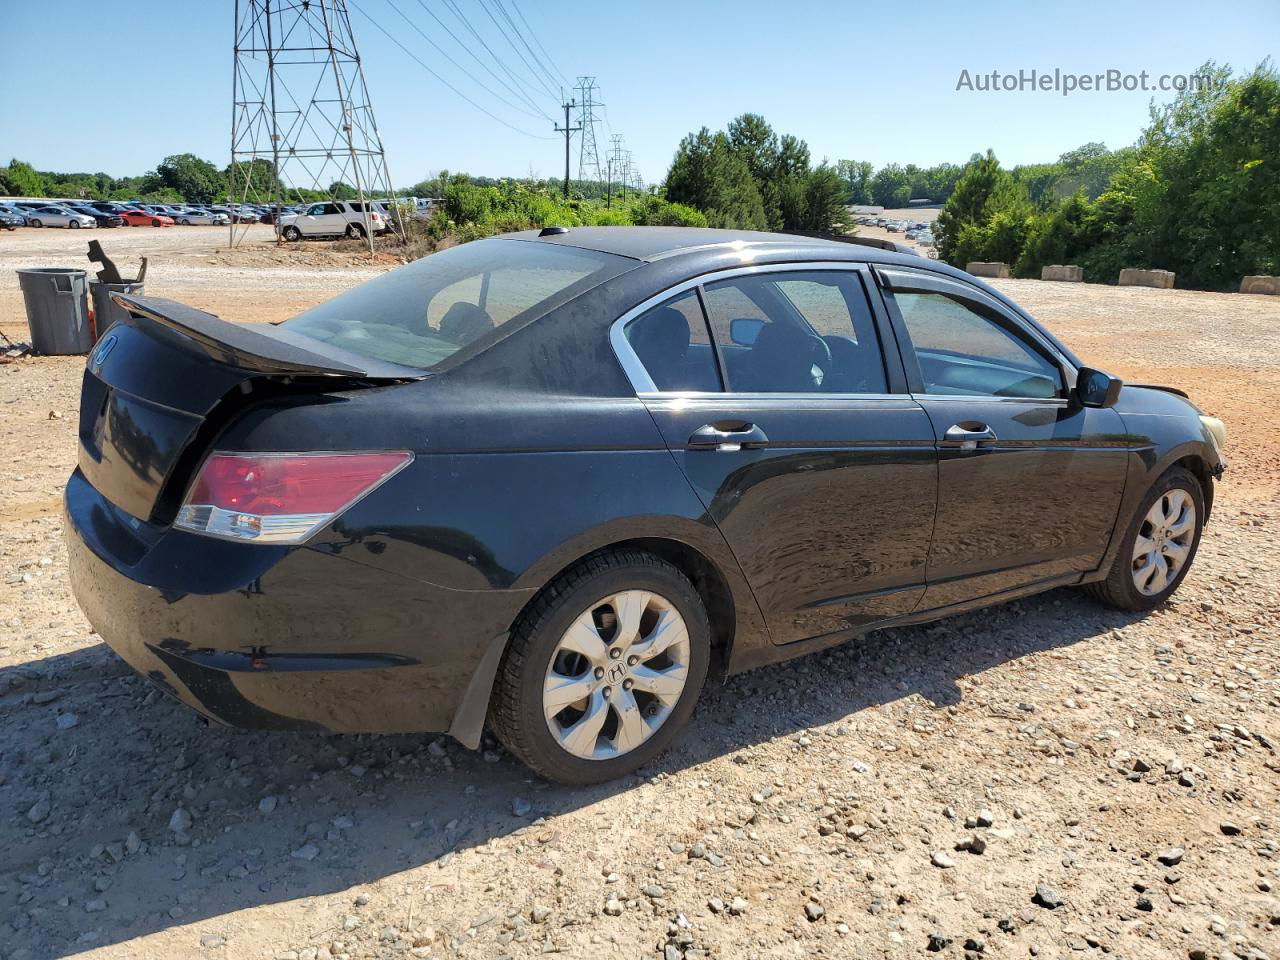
[176,451,412,543]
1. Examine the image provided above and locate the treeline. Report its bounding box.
[414,173,705,243]
[0,153,359,205]
[663,114,850,233]
[934,61,1279,290]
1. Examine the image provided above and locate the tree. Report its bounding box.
[328,181,358,200]
[869,163,911,207]
[801,163,852,233]
[665,128,768,229]
[835,159,873,204]
[2,159,46,197]
[156,153,225,203]
[934,150,1030,265]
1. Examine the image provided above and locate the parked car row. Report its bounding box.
[0,195,439,238]
[0,199,231,229]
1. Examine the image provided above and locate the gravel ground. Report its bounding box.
[1,238,1278,960]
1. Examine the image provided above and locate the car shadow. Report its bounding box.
[1,586,1144,959]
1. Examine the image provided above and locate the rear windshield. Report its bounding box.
[284,239,628,370]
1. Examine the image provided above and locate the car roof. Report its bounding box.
[503,226,888,263]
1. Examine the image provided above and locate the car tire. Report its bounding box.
[30,219,41,228]
[345,223,366,240]
[1084,466,1205,612]
[179,218,189,225]
[489,551,711,785]
[69,220,80,229]
[282,226,302,242]
[151,219,162,227]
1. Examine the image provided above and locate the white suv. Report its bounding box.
[279,201,386,241]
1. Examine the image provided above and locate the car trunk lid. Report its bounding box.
[77,295,422,524]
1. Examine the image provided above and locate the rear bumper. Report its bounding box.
[64,468,525,735]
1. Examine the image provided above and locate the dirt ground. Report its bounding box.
[1,228,1278,960]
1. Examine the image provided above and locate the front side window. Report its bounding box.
[893,291,1062,398]
[702,270,887,394]
[622,290,720,392]
[286,238,629,370]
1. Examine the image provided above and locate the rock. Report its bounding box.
[55,713,79,730]
[125,830,142,855]
[1136,896,1153,911]
[931,851,956,869]
[27,797,51,824]
[956,835,986,854]
[1220,821,1242,836]
[928,931,953,952]
[707,897,725,914]
[169,807,193,834]
[975,809,995,827]
[1157,846,1184,866]
[688,842,706,860]
[641,883,664,899]
[804,901,824,922]
[1033,883,1064,909]
[728,896,749,916]
[531,904,551,924]
[85,898,107,913]
[664,946,681,960]
[200,934,226,948]
[291,844,320,861]
[259,796,278,814]
[602,897,623,917]
[511,796,532,817]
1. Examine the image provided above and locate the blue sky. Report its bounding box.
[3,0,1276,187]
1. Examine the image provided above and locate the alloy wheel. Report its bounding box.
[1132,488,1196,595]
[543,590,691,760]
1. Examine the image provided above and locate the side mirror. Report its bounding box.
[730,317,764,347]
[1075,366,1123,408]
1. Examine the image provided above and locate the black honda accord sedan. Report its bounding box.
[66,227,1227,784]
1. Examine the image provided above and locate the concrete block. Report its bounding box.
[1041,264,1084,282]
[1240,275,1280,295]
[1118,268,1175,289]
[966,262,1010,278]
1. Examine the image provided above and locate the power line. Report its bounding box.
[383,0,550,121]
[507,0,572,90]
[474,0,561,100]
[437,0,559,114]
[491,0,564,96]
[350,0,554,139]
[410,0,554,119]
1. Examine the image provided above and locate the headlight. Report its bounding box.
[1200,415,1227,451]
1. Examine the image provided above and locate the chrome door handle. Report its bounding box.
[943,422,997,451]
[688,421,769,452]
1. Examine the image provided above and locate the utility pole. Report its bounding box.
[230,0,400,252]
[554,98,581,198]
[605,156,613,207]
[574,77,604,183]
[608,135,625,205]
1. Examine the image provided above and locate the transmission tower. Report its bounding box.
[230,0,401,251]
[574,77,604,183]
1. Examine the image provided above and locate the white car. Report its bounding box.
[278,201,386,241]
[173,210,231,226]
[28,206,96,229]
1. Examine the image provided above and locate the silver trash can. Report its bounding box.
[15,267,93,355]
[89,280,144,340]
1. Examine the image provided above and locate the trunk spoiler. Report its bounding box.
[111,294,400,379]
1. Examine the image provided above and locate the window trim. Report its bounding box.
[875,267,1076,402]
[610,262,906,398]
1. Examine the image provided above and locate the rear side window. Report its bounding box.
[623,290,721,392]
[702,271,888,394]
[285,239,630,370]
